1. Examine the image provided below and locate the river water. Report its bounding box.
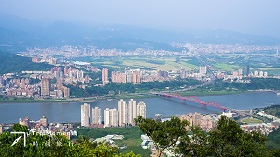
[0,92,280,123]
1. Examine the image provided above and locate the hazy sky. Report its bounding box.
[1,0,280,37]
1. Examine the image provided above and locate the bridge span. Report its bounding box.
[152,92,227,111]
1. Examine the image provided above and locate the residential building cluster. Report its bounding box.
[101,67,208,85]
[1,77,41,97]
[178,66,207,80]
[18,116,77,139]
[80,99,146,128]
[22,46,182,58]
[182,43,279,54]
[217,65,269,82]
[180,112,214,131]
[0,65,95,98]
[22,45,280,59]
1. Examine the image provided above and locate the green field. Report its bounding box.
[241,117,263,124]
[90,56,198,71]
[214,63,239,71]
[76,127,151,157]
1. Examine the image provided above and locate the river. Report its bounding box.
[0,91,280,123]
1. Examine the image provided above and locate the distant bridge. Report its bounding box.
[152,92,227,111]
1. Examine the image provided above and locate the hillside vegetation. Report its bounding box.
[0,51,53,74]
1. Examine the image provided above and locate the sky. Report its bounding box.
[0,0,280,37]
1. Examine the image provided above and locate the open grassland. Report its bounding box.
[76,127,151,157]
[241,117,263,124]
[214,63,239,71]
[91,56,198,71]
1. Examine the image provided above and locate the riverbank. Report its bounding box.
[0,90,267,103]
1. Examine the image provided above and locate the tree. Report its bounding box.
[0,125,141,157]
[135,116,189,157]
[178,116,269,157]
[136,115,270,157]
[206,116,268,157]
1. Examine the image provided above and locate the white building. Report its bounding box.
[199,66,207,74]
[81,103,90,127]
[128,99,137,125]
[92,107,101,125]
[254,71,259,77]
[137,101,146,119]
[264,71,268,77]
[104,108,118,128]
[118,99,128,126]
[259,71,264,77]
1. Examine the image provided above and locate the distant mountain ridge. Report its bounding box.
[0,12,279,53]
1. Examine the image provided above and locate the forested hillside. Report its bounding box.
[0,52,53,74]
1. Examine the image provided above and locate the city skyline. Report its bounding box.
[82,99,147,128]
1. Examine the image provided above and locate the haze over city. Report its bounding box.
[1,0,280,38]
[2,1,280,157]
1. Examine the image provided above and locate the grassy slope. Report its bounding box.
[76,127,151,157]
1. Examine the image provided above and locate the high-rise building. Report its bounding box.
[254,71,259,76]
[128,99,137,125]
[77,70,84,79]
[85,75,90,84]
[158,70,168,78]
[63,87,70,98]
[92,107,101,125]
[264,71,268,77]
[41,78,50,96]
[118,99,128,126]
[137,101,146,119]
[104,108,110,127]
[40,116,48,127]
[238,68,243,76]
[180,68,188,79]
[81,103,90,127]
[57,78,63,90]
[102,68,109,85]
[110,108,118,127]
[132,71,140,84]
[200,66,207,74]
[246,65,250,76]
[104,108,118,128]
[112,71,127,83]
[0,124,2,134]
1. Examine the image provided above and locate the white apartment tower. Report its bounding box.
[110,108,118,127]
[137,101,146,118]
[104,108,118,128]
[92,107,101,125]
[104,108,110,127]
[81,103,90,127]
[118,99,128,126]
[128,99,137,125]
[199,66,207,74]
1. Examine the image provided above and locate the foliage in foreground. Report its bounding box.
[0,124,140,157]
[136,115,277,157]
[75,127,151,157]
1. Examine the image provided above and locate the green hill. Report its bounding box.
[0,51,53,74]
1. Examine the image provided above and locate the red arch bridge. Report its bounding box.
[153,92,227,111]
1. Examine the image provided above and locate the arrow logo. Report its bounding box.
[11,136,22,146]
